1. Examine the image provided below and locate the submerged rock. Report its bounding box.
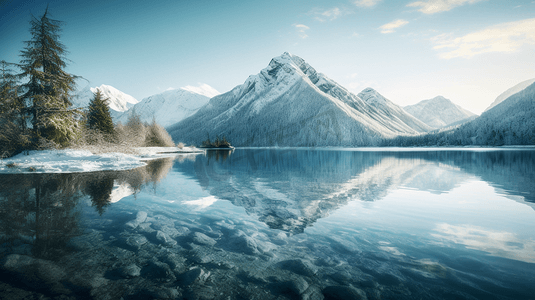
[0,254,70,295]
[322,285,367,300]
[192,232,217,246]
[228,230,260,255]
[125,211,148,229]
[156,230,178,246]
[278,259,318,277]
[119,263,141,278]
[125,234,149,249]
[137,222,156,234]
[288,277,309,295]
[179,267,211,286]
[142,260,175,282]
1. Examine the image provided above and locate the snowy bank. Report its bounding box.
[0,147,203,174]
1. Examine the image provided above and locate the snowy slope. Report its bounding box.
[71,84,139,120]
[117,84,219,127]
[168,52,430,147]
[404,96,476,129]
[91,84,139,112]
[358,88,432,133]
[485,78,535,112]
[466,81,535,144]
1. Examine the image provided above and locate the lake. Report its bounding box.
[1,148,534,299]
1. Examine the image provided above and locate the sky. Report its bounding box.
[1,0,535,115]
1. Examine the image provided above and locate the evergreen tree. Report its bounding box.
[18,8,80,147]
[87,89,114,135]
[0,60,31,157]
[0,60,23,125]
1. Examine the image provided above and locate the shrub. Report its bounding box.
[144,120,174,147]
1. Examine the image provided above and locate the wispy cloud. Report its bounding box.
[294,24,310,39]
[432,223,535,263]
[407,0,485,14]
[432,18,535,59]
[315,7,342,22]
[379,19,409,34]
[311,7,353,22]
[354,0,382,7]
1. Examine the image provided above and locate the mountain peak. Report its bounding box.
[430,95,450,103]
[181,83,220,98]
[404,96,475,129]
[89,84,138,112]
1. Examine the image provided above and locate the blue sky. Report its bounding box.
[1,0,534,114]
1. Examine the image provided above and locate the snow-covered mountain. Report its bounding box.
[485,78,535,112]
[357,88,432,133]
[168,52,432,147]
[72,84,139,120]
[465,81,535,145]
[117,84,220,127]
[396,82,535,146]
[403,96,476,129]
[91,84,139,112]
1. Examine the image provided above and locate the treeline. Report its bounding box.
[383,84,535,147]
[0,9,174,158]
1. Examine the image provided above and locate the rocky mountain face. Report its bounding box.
[357,88,432,133]
[168,53,434,147]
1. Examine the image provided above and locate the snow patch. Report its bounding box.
[0,147,203,174]
[183,196,218,209]
[91,84,139,112]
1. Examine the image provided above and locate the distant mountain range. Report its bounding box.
[72,53,534,147]
[167,52,444,146]
[392,80,535,146]
[358,88,432,132]
[485,78,535,112]
[74,84,219,127]
[117,84,219,127]
[404,96,476,129]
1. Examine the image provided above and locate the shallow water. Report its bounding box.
[1,148,534,299]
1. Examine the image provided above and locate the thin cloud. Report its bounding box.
[294,24,310,39]
[354,0,382,7]
[432,223,535,263]
[315,7,342,22]
[407,0,485,14]
[311,7,353,22]
[432,18,535,59]
[379,19,409,34]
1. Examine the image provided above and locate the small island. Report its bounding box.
[199,136,235,150]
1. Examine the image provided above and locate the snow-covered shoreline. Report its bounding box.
[0,147,203,174]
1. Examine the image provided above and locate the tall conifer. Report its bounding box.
[87,89,114,135]
[18,8,79,146]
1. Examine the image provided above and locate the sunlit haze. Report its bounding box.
[2,0,534,114]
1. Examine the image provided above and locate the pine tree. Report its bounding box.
[87,89,114,135]
[0,60,23,125]
[0,60,31,157]
[18,8,80,147]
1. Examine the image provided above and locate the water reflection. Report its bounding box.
[0,158,175,259]
[182,149,535,233]
[432,223,535,263]
[0,149,534,299]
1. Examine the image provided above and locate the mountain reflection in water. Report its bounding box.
[0,148,534,300]
[186,148,535,233]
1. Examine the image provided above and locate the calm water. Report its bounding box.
[1,148,534,299]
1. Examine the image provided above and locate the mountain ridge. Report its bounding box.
[168,52,434,146]
[404,96,475,128]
